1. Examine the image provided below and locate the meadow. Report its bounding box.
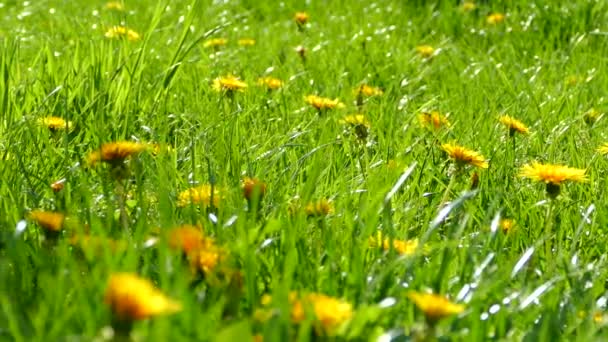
[1,0,608,340]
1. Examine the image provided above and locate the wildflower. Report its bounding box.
[104,273,181,321]
[86,141,149,167]
[355,84,383,97]
[441,143,488,169]
[499,219,515,233]
[416,45,435,58]
[498,115,529,136]
[51,178,66,192]
[294,12,309,26]
[212,75,248,93]
[105,26,141,41]
[368,232,420,256]
[305,95,345,111]
[242,177,267,202]
[584,108,602,126]
[598,143,608,155]
[168,225,208,255]
[519,162,587,198]
[177,184,222,208]
[104,1,125,11]
[461,1,476,11]
[418,111,450,130]
[203,38,227,48]
[304,199,334,217]
[291,293,353,333]
[28,210,65,232]
[238,38,256,46]
[340,114,371,140]
[38,116,73,131]
[257,77,283,90]
[188,244,225,275]
[486,13,505,25]
[407,291,465,324]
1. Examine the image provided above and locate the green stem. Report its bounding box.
[544,200,555,267]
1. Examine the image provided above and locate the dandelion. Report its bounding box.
[188,244,225,275]
[486,13,505,25]
[368,232,420,256]
[294,12,309,26]
[418,111,450,130]
[86,141,149,167]
[339,114,371,140]
[242,177,267,202]
[28,210,65,233]
[168,225,208,255]
[238,38,256,46]
[212,75,248,93]
[104,1,125,11]
[519,162,587,198]
[355,84,383,97]
[598,143,608,155]
[304,199,334,217]
[291,293,353,333]
[499,219,515,234]
[104,273,181,322]
[441,143,488,169]
[461,1,476,11]
[257,77,283,90]
[416,45,435,58]
[177,184,222,208]
[305,95,345,111]
[203,38,227,48]
[105,26,141,41]
[498,115,529,136]
[407,291,465,324]
[38,116,73,131]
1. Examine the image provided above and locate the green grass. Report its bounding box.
[2,0,608,340]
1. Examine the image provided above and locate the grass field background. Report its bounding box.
[1,0,608,340]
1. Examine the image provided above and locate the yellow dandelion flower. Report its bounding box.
[598,143,608,155]
[294,12,309,25]
[498,115,529,136]
[594,311,605,324]
[242,177,267,202]
[238,38,256,46]
[203,38,227,48]
[212,75,248,92]
[368,233,420,256]
[487,13,505,25]
[38,116,73,131]
[519,162,587,185]
[461,2,476,12]
[340,114,371,140]
[177,184,222,208]
[519,162,587,198]
[188,245,225,275]
[257,77,283,90]
[499,219,515,234]
[418,111,450,130]
[355,84,383,97]
[168,224,208,255]
[104,26,141,41]
[416,45,435,58]
[441,143,488,169]
[408,291,464,323]
[28,210,65,232]
[104,273,181,321]
[304,199,334,217]
[86,141,149,166]
[104,1,125,11]
[289,293,353,333]
[305,95,345,110]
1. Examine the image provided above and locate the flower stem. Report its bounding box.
[544,200,555,267]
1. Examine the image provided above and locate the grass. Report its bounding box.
[1,0,608,340]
